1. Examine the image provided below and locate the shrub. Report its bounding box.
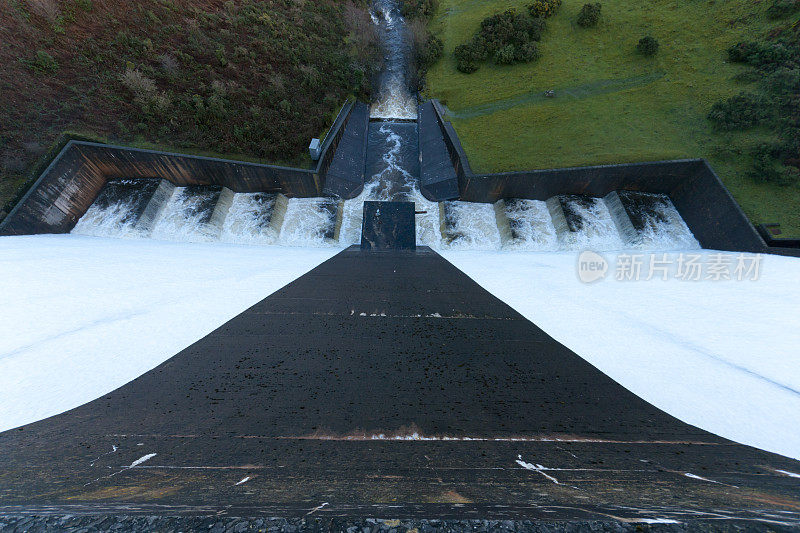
[21,50,58,73]
[727,41,760,63]
[401,0,439,20]
[767,0,800,19]
[493,44,517,65]
[727,40,797,68]
[480,10,545,51]
[120,68,157,96]
[750,144,799,185]
[454,42,484,73]
[454,9,548,72]
[420,34,444,68]
[515,41,541,62]
[576,3,601,28]
[456,57,479,73]
[636,36,659,56]
[707,93,768,130]
[527,0,562,19]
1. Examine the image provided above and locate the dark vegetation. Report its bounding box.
[767,0,800,19]
[0,0,379,217]
[454,9,547,73]
[527,0,562,19]
[576,3,602,28]
[401,0,438,20]
[636,36,659,57]
[404,0,444,91]
[709,19,800,185]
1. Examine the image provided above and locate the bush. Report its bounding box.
[456,57,479,73]
[21,50,58,73]
[707,93,768,130]
[515,41,541,62]
[454,9,546,72]
[455,41,485,73]
[527,0,562,19]
[751,144,799,185]
[727,39,798,68]
[401,0,439,20]
[577,3,601,28]
[493,44,516,65]
[420,34,444,68]
[767,0,800,19]
[636,36,659,56]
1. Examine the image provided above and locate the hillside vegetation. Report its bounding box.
[0,0,378,216]
[425,0,800,236]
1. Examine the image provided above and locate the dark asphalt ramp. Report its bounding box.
[0,246,799,523]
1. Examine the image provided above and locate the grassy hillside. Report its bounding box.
[425,0,800,237]
[0,0,376,215]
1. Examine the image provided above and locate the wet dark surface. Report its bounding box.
[0,247,799,522]
[174,185,223,224]
[324,103,370,199]
[365,121,419,201]
[557,195,599,232]
[90,179,163,224]
[616,191,671,232]
[361,201,416,250]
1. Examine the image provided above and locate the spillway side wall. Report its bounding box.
[430,99,769,253]
[0,141,323,236]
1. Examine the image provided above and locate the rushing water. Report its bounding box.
[369,0,418,119]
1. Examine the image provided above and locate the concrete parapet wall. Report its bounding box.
[428,99,771,253]
[0,102,356,236]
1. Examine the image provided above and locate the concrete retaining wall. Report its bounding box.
[428,99,772,254]
[0,102,354,236]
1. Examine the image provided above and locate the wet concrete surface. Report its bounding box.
[0,247,799,525]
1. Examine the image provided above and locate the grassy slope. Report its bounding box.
[425,0,800,237]
[0,0,364,213]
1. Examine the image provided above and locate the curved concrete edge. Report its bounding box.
[427,98,782,255]
[0,99,359,237]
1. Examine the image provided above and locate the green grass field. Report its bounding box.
[425,0,800,237]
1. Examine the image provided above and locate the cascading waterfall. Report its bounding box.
[498,199,559,251]
[278,197,342,247]
[72,179,701,252]
[149,186,230,243]
[341,120,442,247]
[219,192,283,246]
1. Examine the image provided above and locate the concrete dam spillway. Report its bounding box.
[70,0,700,252]
[70,177,700,252]
[4,0,800,528]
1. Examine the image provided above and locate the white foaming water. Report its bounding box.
[370,79,418,120]
[633,199,700,251]
[440,201,501,251]
[409,186,441,248]
[340,122,441,246]
[71,179,172,239]
[72,202,144,239]
[278,197,341,247]
[220,193,280,246]
[500,199,559,251]
[368,0,417,119]
[150,187,227,243]
[548,196,627,251]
